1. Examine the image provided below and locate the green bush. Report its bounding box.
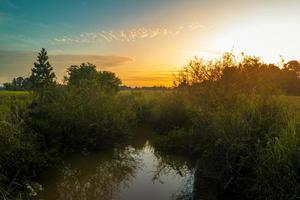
[0,121,45,199]
[126,91,158,123]
[25,86,136,153]
[148,91,192,132]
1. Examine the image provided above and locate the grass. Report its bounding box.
[0,90,29,96]
[0,90,31,117]
[287,96,300,127]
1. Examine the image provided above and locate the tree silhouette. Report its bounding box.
[29,48,56,90]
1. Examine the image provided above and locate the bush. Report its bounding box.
[126,91,158,124]
[148,91,192,132]
[25,86,136,153]
[0,121,45,199]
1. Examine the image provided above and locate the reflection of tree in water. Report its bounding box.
[55,147,141,200]
[153,149,194,200]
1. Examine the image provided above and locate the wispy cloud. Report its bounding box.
[52,22,204,44]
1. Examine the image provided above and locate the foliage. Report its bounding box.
[256,126,300,199]
[24,85,136,153]
[174,53,300,95]
[0,91,31,119]
[64,62,121,92]
[147,92,192,132]
[0,119,45,199]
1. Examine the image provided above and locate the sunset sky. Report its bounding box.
[1,0,300,86]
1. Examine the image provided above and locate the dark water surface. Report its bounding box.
[39,127,193,200]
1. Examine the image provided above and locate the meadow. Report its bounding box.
[0,91,30,115]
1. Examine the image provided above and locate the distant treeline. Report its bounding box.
[120,85,171,90]
[3,77,31,91]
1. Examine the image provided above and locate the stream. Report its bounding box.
[39,127,194,200]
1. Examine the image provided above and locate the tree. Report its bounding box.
[64,63,98,86]
[98,71,121,92]
[29,48,56,90]
[3,82,13,90]
[65,62,121,92]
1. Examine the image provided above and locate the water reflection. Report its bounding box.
[152,143,195,200]
[40,127,193,200]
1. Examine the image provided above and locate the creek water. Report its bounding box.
[39,127,194,200]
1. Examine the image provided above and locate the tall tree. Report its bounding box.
[29,48,56,90]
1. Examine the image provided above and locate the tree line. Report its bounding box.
[4,51,300,95]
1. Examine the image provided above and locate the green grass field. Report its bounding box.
[0,90,31,117]
[0,90,29,96]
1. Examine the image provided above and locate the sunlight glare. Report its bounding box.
[212,16,300,63]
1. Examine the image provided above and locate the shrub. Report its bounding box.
[0,121,45,199]
[25,86,136,153]
[147,91,193,132]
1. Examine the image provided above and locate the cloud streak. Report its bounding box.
[52,22,204,44]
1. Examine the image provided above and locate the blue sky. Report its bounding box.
[1,0,300,86]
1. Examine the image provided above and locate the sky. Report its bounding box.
[1,0,300,86]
